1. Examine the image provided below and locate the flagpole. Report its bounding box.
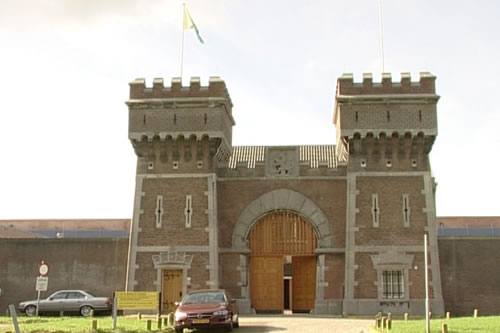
[180,3,186,79]
[424,233,430,333]
[378,0,385,73]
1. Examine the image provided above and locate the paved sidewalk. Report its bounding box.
[231,315,373,333]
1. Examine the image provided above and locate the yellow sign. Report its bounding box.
[115,292,159,310]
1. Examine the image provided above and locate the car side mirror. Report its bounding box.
[48,297,53,301]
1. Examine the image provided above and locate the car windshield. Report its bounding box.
[183,292,226,304]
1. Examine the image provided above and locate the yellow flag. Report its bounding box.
[183,6,204,44]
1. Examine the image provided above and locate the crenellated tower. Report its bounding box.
[334,72,438,171]
[125,77,234,312]
[127,76,234,172]
[335,72,444,315]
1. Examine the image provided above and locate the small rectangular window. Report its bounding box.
[382,270,405,299]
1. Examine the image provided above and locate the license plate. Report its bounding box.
[192,318,209,324]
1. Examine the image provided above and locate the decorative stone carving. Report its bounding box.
[152,251,193,268]
[265,147,298,177]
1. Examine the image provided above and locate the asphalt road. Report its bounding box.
[188,315,374,333]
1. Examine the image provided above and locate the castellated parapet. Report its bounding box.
[335,72,439,171]
[129,76,233,102]
[337,72,436,95]
[126,77,235,172]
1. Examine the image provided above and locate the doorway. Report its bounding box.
[162,269,182,314]
[248,211,317,313]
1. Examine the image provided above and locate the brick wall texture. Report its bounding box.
[0,238,128,314]
[439,238,500,315]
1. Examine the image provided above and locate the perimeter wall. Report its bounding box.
[1,237,499,315]
[0,239,128,313]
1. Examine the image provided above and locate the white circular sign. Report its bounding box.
[38,262,49,276]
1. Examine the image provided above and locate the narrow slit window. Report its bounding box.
[372,193,380,228]
[155,195,163,228]
[402,194,411,228]
[184,195,193,228]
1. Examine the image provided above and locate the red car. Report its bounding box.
[174,289,239,332]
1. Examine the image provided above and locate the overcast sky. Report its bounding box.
[1,0,499,219]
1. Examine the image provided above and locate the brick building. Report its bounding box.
[124,73,444,316]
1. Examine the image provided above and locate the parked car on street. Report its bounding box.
[174,289,239,333]
[18,290,112,317]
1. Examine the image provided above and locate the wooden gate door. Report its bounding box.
[162,269,183,313]
[292,256,316,312]
[249,212,317,312]
[250,256,283,312]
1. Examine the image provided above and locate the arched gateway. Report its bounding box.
[231,189,332,313]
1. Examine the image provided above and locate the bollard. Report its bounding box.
[8,304,21,333]
[442,323,448,333]
[382,317,387,329]
[404,312,409,321]
[446,311,450,320]
[375,312,382,328]
[387,318,392,330]
[157,318,162,329]
[59,310,64,317]
[90,309,94,317]
[429,312,432,319]
[474,309,479,318]
[138,312,142,320]
[146,319,152,331]
[92,320,98,331]
[6,308,9,316]
[168,312,175,327]
[164,317,169,327]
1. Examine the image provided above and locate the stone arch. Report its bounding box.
[232,189,333,249]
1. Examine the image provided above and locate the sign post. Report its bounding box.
[35,261,49,317]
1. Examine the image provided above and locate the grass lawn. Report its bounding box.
[383,316,500,333]
[0,316,174,333]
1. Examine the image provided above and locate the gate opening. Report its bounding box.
[248,211,317,313]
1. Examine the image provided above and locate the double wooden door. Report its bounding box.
[250,255,316,312]
[248,210,318,312]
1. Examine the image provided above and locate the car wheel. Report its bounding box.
[24,305,36,317]
[80,305,93,317]
[224,322,233,332]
